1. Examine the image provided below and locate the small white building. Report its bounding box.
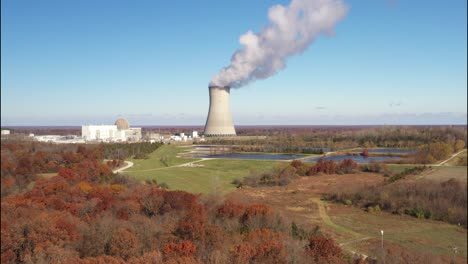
[34,135,86,144]
[1,130,10,135]
[146,132,162,142]
[192,131,198,138]
[125,127,142,142]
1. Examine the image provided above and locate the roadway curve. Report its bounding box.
[113,161,134,173]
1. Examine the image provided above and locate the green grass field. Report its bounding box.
[127,145,198,170]
[386,164,422,174]
[124,145,283,193]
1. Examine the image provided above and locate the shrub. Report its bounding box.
[387,166,427,183]
[306,235,343,263]
[325,179,467,227]
[231,178,243,188]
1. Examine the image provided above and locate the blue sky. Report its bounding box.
[1,0,466,126]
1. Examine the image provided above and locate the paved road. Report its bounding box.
[123,159,208,173]
[113,161,134,173]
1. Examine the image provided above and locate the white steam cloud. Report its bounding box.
[210,0,348,88]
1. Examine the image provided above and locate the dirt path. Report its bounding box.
[435,149,466,166]
[311,197,362,238]
[310,197,370,257]
[339,236,372,247]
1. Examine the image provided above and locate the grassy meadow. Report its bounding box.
[124,145,283,193]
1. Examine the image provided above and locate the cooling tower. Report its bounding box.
[204,86,236,137]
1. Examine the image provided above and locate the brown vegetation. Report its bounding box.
[325,179,467,227]
[1,141,352,263]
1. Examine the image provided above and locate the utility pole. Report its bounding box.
[381,230,385,264]
[381,230,384,249]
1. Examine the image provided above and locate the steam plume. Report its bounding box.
[210,0,348,88]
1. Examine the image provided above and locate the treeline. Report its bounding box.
[404,141,465,164]
[209,126,467,156]
[324,179,467,227]
[102,142,162,160]
[0,152,365,264]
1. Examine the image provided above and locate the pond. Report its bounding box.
[302,155,402,163]
[361,148,416,154]
[194,153,307,161]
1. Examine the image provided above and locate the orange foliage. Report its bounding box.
[78,182,93,193]
[175,204,207,240]
[162,240,197,258]
[110,184,125,192]
[108,228,141,260]
[217,200,245,219]
[127,250,162,264]
[232,228,286,264]
[1,142,349,263]
[241,204,272,225]
[362,149,369,157]
[306,235,344,263]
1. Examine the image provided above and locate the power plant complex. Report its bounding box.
[204,86,236,137]
[81,118,142,142]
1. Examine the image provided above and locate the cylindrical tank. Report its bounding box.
[204,86,236,137]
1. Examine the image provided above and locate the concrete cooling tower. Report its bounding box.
[204,86,236,137]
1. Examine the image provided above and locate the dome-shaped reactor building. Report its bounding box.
[115,118,130,130]
[204,86,236,137]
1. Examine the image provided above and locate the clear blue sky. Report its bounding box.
[1,0,466,126]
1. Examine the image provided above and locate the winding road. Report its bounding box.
[112,161,134,173]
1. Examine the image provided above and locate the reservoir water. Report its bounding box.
[195,153,307,161]
[302,155,401,163]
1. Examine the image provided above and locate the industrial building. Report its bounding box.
[81,118,142,142]
[34,135,86,144]
[204,86,236,136]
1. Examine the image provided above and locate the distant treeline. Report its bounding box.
[102,142,163,160]
[209,126,467,163]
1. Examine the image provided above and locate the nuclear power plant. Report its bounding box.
[204,86,236,137]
